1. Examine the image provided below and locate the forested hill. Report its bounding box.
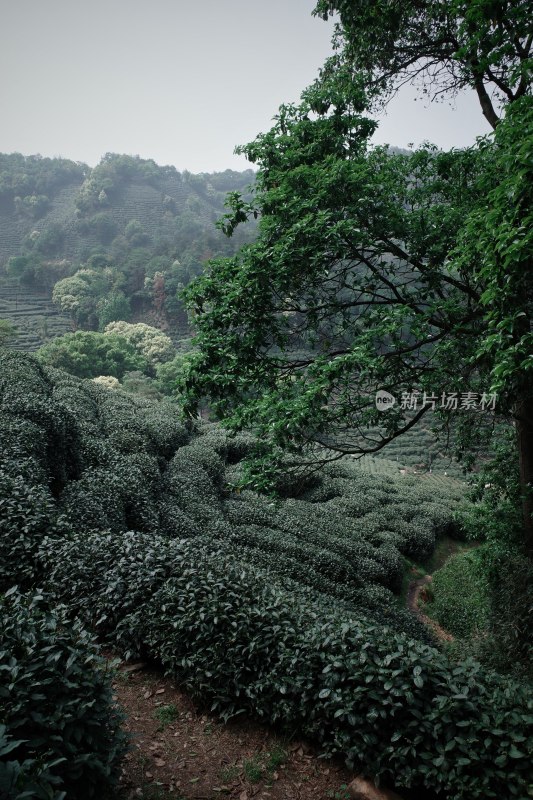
[0,152,256,347]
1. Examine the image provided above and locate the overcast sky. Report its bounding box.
[1,0,492,173]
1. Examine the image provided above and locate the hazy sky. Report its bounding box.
[1,0,492,173]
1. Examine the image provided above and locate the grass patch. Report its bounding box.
[154,703,179,729]
[422,546,490,638]
[265,743,288,772]
[243,756,263,783]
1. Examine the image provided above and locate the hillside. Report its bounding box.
[0,152,256,347]
[1,348,532,800]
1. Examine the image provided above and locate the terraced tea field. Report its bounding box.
[0,282,72,350]
[349,452,468,485]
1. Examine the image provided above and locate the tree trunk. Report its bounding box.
[516,393,533,558]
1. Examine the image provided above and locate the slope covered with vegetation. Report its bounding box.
[0,152,256,348]
[1,348,532,800]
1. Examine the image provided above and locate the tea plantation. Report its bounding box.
[1,349,532,799]
[0,282,72,351]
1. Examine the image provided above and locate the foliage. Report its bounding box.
[95,290,131,329]
[0,319,16,346]
[14,193,50,220]
[92,375,121,390]
[0,588,127,800]
[155,352,195,397]
[104,321,175,366]
[182,4,533,561]
[481,551,533,679]
[35,529,533,800]
[314,1,532,127]
[0,153,86,210]
[52,268,124,329]
[451,98,533,402]
[0,467,60,591]
[120,371,163,400]
[37,331,147,380]
[0,349,82,494]
[423,548,490,638]
[182,85,499,488]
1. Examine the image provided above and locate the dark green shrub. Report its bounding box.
[482,550,533,680]
[424,548,490,638]
[0,589,127,799]
[0,722,65,800]
[0,350,51,403]
[0,352,82,491]
[0,469,58,591]
[35,530,533,800]
[0,415,50,482]
[60,453,160,534]
[455,495,532,678]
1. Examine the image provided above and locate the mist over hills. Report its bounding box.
[0,152,256,348]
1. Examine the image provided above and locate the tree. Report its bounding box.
[52,267,123,328]
[36,331,147,380]
[96,291,131,330]
[183,3,533,551]
[104,322,175,367]
[314,0,532,128]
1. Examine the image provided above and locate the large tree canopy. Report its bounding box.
[314,0,532,128]
[183,3,532,547]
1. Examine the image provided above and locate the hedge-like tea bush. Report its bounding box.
[0,723,65,800]
[0,351,463,633]
[36,529,533,800]
[0,467,59,591]
[0,589,127,800]
[2,352,532,799]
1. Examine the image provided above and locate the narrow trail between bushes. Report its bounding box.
[406,538,482,643]
[406,575,454,643]
[112,660,354,800]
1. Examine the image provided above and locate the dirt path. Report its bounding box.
[407,575,453,643]
[113,661,354,800]
[112,552,464,798]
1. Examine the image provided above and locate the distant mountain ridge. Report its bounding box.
[0,152,256,266]
[0,152,256,348]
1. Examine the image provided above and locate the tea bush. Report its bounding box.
[0,350,465,634]
[0,466,60,591]
[0,350,82,492]
[0,589,127,800]
[0,723,65,800]
[35,530,533,800]
[2,352,532,798]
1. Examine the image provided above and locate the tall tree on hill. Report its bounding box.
[183,2,533,551]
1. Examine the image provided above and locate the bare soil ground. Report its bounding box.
[112,661,354,800]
